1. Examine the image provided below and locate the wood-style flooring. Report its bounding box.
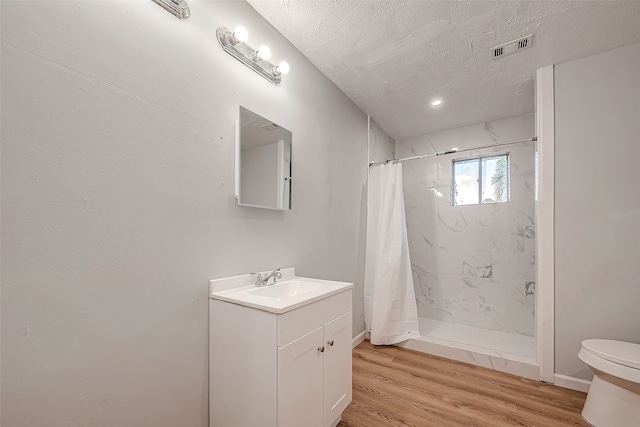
[339,341,588,427]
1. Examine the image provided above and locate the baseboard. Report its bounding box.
[554,373,591,393]
[352,330,366,349]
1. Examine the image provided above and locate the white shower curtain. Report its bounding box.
[364,162,420,345]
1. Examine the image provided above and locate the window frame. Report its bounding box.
[451,153,510,206]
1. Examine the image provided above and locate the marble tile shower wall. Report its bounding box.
[396,115,536,336]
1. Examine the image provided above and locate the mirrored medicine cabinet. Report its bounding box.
[235,106,292,210]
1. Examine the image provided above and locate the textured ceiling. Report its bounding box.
[248,0,640,140]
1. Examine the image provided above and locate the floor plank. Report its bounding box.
[339,341,588,427]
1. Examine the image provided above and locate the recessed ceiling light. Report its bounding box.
[431,99,442,106]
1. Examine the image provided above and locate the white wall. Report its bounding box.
[396,115,536,336]
[554,43,640,380]
[368,119,395,164]
[0,2,367,426]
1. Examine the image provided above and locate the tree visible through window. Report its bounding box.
[453,154,509,206]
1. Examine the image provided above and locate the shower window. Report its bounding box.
[452,154,509,206]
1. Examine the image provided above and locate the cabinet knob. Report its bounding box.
[318,346,325,353]
[327,340,334,347]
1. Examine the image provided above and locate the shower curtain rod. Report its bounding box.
[369,136,538,167]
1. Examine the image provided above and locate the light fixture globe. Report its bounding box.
[257,45,271,61]
[232,25,248,44]
[278,61,290,75]
[271,61,290,77]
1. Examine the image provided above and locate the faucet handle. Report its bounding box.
[250,272,263,285]
[272,268,283,284]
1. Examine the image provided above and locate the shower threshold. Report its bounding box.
[396,318,539,380]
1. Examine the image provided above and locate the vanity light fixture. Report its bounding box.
[216,26,289,86]
[151,0,190,19]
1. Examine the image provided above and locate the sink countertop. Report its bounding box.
[209,268,353,314]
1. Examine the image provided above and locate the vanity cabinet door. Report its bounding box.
[278,326,324,427]
[323,312,352,427]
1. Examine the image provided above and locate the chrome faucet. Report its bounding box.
[251,269,282,287]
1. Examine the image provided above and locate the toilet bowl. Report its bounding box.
[578,339,640,427]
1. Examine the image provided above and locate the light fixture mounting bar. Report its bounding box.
[216,27,281,86]
[151,0,190,19]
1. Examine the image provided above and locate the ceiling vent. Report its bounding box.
[490,34,533,59]
[260,122,281,131]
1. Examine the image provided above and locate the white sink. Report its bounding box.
[250,280,322,298]
[209,269,353,314]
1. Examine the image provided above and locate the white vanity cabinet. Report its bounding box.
[210,286,352,427]
[278,311,351,427]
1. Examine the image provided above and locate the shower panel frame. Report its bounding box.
[535,65,555,384]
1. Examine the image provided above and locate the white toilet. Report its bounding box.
[578,339,640,427]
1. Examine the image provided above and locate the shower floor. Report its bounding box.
[397,317,538,380]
